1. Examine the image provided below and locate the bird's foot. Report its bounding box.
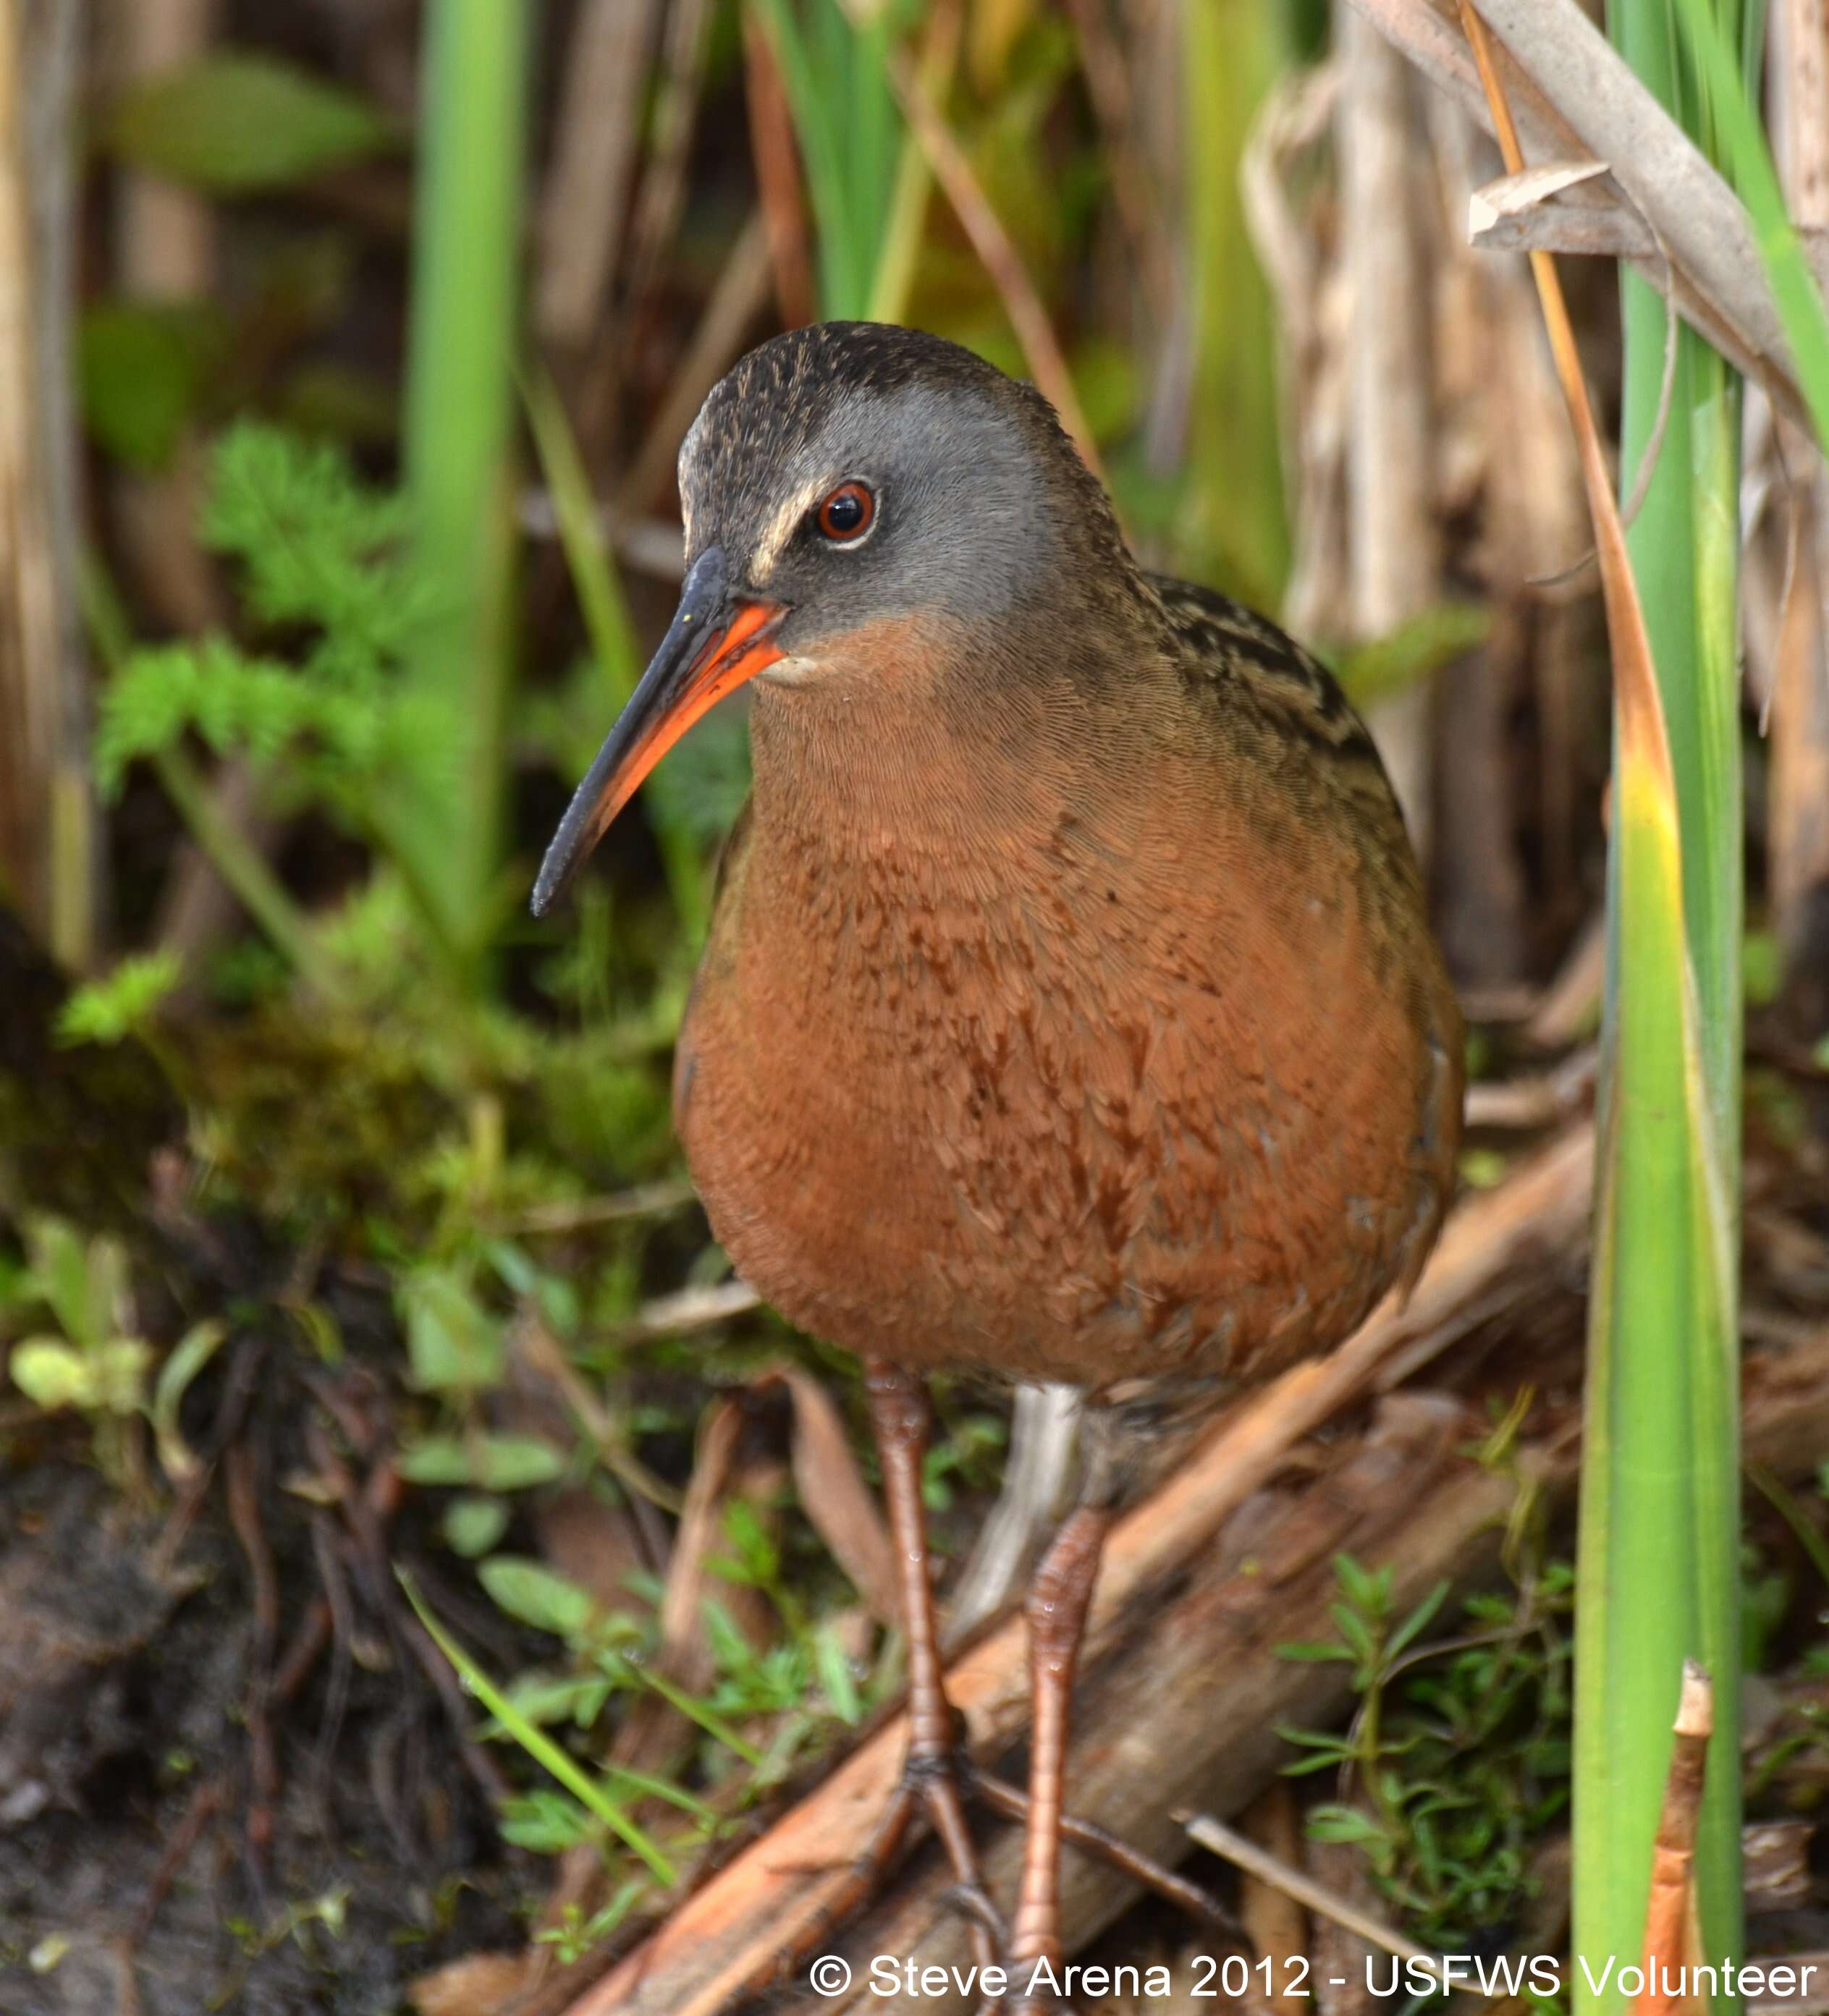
[779,1741,1003,1979]
[778,1750,1230,2000]
[866,1745,1003,1963]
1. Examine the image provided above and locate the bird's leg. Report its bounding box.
[856,1358,1003,1949]
[1002,1423,1118,2007]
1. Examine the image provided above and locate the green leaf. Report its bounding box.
[746,0,904,321]
[533,1879,649,1957]
[1330,1602,1377,1670]
[1275,1640,1354,1665]
[398,1433,565,1491]
[1332,1553,1385,1618]
[1386,1580,1452,1664]
[443,1494,510,1559]
[104,52,397,195]
[1280,1748,1352,1778]
[1332,603,1491,710]
[499,1787,596,1853]
[79,302,226,470]
[398,1569,674,1883]
[150,1320,226,1483]
[478,1556,598,1640]
[1306,1804,1388,1847]
[56,951,184,1048]
[10,1339,96,1410]
[399,1270,504,1393]
[14,1331,151,1416]
[698,1596,759,1682]
[488,1669,613,1732]
[91,1339,154,1415]
[714,1499,780,1588]
[25,1219,98,1346]
[815,1624,862,1726]
[93,638,327,800]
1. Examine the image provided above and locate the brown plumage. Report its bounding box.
[678,591,1459,1392]
[535,321,1462,1999]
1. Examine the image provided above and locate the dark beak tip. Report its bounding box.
[529,855,570,920]
[530,547,740,924]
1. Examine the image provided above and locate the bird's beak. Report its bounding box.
[531,546,785,916]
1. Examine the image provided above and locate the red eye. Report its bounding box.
[815,482,874,543]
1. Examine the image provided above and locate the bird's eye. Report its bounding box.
[814,482,875,543]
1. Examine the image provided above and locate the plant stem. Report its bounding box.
[77,553,351,1006]
[866,3,960,323]
[153,746,350,1004]
[400,0,528,985]
[1572,0,1746,2002]
[1179,0,1289,603]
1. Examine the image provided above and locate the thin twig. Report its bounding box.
[494,1179,696,1234]
[615,213,773,517]
[1457,0,1676,792]
[224,1440,279,1875]
[1180,1810,1445,1976]
[534,0,659,351]
[620,0,715,319]
[1061,0,1174,322]
[132,1776,225,1943]
[516,1311,687,1512]
[619,1277,763,1342]
[742,7,817,328]
[1525,212,1681,589]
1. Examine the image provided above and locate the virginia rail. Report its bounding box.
[533,321,1463,1996]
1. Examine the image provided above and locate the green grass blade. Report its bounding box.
[1571,0,1746,2003]
[749,0,865,318]
[1665,0,1829,451]
[1177,0,1289,604]
[747,0,906,321]
[398,0,528,981]
[634,1665,766,1769]
[399,1569,677,1884]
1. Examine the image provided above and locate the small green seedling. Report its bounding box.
[4,1217,224,1494]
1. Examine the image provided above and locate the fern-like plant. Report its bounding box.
[96,423,475,981]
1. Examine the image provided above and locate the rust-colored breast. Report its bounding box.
[673,648,1461,1397]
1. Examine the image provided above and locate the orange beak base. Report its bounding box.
[531,546,784,916]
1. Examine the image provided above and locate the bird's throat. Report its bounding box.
[743,614,1156,875]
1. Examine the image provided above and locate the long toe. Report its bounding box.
[822,1754,1002,1976]
[936,1875,1007,1952]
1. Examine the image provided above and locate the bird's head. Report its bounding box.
[531,321,1127,916]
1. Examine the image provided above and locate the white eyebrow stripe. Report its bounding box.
[751,477,831,580]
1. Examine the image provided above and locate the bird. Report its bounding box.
[533,321,1463,2003]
